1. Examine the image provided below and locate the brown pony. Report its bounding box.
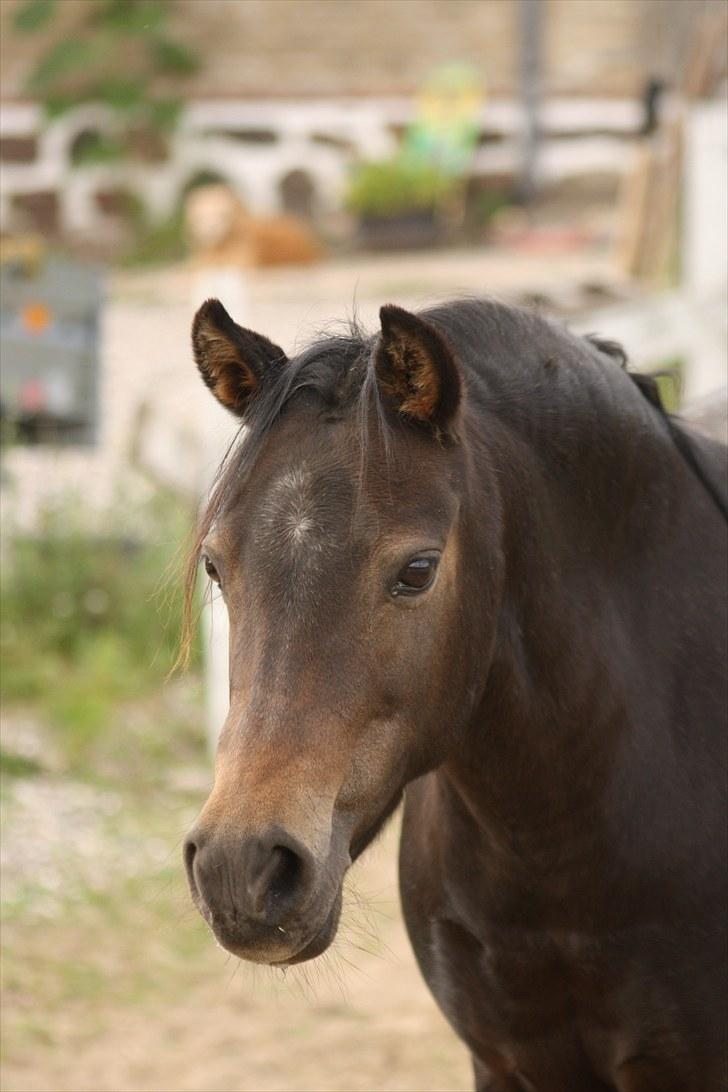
[183,297,727,1091]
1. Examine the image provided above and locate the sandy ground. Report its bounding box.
[1,688,471,1092]
[2,806,472,1092]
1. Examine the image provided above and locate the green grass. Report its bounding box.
[0,844,215,1063]
[0,493,222,1083]
[1,493,201,773]
[0,750,43,778]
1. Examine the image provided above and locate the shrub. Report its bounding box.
[345,156,453,218]
[1,494,199,758]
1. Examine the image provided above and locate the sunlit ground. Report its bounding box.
[1,680,470,1092]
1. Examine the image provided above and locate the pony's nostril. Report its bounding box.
[269,844,303,906]
[183,837,199,895]
[185,826,315,929]
[246,839,308,920]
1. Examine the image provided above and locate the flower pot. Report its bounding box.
[356,210,441,251]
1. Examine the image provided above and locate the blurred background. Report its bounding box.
[1,2,726,1090]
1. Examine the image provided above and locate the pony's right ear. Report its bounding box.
[191,298,287,417]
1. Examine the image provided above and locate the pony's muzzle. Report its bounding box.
[183,824,321,957]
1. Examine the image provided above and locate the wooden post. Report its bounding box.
[517,0,543,205]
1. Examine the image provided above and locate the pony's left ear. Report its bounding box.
[375,305,461,435]
[191,298,288,417]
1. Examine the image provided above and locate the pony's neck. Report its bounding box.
[443,393,680,870]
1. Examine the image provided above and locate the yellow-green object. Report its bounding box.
[405,62,485,177]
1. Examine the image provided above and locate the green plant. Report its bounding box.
[345,155,453,218]
[12,0,199,162]
[122,205,188,267]
[473,188,511,227]
[0,493,200,760]
[0,750,43,779]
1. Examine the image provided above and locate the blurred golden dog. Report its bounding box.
[185,184,323,268]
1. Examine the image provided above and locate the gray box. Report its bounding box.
[0,255,103,446]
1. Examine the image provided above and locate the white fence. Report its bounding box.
[0,95,650,240]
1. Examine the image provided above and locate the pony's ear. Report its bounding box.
[191,298,287,416]
[375,305,461,434]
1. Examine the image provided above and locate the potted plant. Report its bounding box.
[345,155,453,250]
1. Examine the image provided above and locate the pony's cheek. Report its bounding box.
[333,716,409,814]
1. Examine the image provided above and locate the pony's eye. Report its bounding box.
[203,555,221,586]
[392,554,440,597]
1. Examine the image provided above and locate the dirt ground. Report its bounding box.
[18,839,471,1092]
[1,695,471,1092]
[2,828,472,1092]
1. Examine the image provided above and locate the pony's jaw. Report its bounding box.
[190,865,345,966]
[269,888,344,965]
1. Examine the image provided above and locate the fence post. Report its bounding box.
[517,0,543,205]
[191,266,250,757]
